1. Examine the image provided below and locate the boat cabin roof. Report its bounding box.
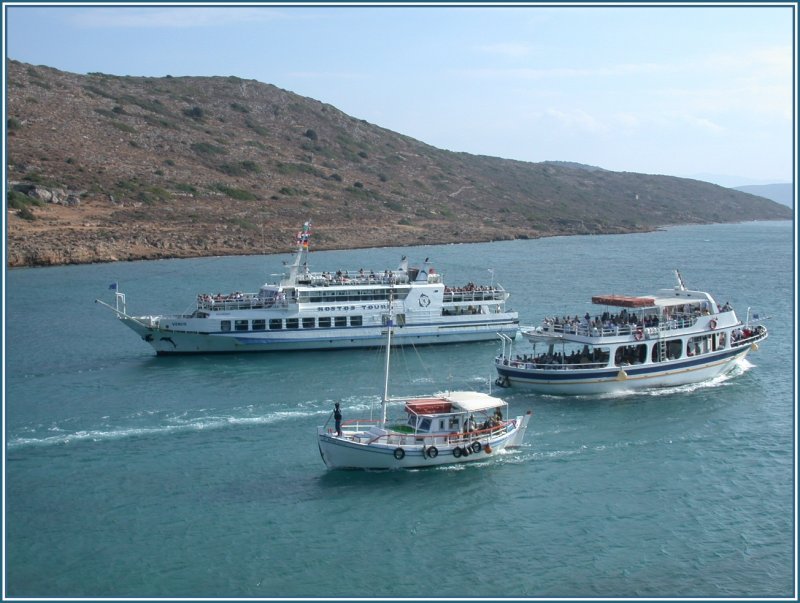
[404,391,506,415]
[592,295,655,308]
[592,288,716,312]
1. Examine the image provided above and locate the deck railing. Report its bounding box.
[444,288,506,303]
[497,356,608,371]
[536,314,697,338]
[325,418,516,446]
[196,294,289,312]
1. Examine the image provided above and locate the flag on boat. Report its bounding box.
[296,222,311,250]
[109,282,117,290]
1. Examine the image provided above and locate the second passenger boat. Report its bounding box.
[494,270,768,395]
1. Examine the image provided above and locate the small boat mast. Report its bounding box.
[381,292,396,427]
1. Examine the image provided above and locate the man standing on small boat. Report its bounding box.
[334,403,342,437]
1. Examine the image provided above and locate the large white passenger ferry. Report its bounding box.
[97,222,519,354]
[494,271,768,395]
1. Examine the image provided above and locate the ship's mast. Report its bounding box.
[283,221,311,285]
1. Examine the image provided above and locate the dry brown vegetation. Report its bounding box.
[6,59,791,267]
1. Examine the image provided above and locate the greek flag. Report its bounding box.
[109,282,117,290]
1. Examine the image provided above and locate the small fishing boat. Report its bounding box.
[317,306,532,470]
[494,270,768,395]
[96,221,518,354]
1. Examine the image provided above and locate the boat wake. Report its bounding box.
[635,357,754,398]
[6,399,362,450]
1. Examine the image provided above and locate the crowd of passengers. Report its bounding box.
[731,326,762,344]
[444,283,497,294]
[545,302,726,335]
[510,350,609,368]
[318,269,399,283]
[197,292,253,304]
[546,310,662,333]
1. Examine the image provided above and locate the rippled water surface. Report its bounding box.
[5,221,795,598]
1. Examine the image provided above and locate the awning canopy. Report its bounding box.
[591,295,656,308]
[444,391,507,412]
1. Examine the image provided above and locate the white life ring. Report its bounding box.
[709,319,717,330]
[634,329,644,341]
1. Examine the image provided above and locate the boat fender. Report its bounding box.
[393,447,405,460]
[709,319,717,330]
[453,446,463,458]
[427,446,438,459]
[471,441,482,453]
[484,444,492,454]
[616,369,628,381]
[634,329,644,341]
[750,342,759,352]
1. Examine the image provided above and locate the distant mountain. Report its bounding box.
[687,173,787,188]
[5,59,793,267]
[733,184,793,208]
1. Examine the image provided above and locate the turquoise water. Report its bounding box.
[5,221,795,598]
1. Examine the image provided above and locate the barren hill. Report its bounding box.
[6,59,792,267]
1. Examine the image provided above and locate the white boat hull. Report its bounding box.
[496,345,758,395]
[122,316,519,354]
[317,412,531,470]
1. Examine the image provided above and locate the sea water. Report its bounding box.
[4,221,795,598]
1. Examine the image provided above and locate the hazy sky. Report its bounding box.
[4,3,796,186]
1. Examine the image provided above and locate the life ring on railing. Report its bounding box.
[471,441,482,453]
[393,447,405,460]
[709,319,717,330]
[634,329,644,341]
[427,446,438,459]
[453,446,463,458]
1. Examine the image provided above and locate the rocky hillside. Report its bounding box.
[6,59,792,267]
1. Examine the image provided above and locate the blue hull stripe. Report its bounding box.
[497,345,753,382]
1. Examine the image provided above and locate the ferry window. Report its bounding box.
[335,316,347,327]
[235,320,249,332]
[350,316,362,327]
[614,344,647,366]
[269,319,283,330]
[687,335,712,356]
[302,317,315,329]
[418,418,431,432]
[220,321,231,332]
[252,319,266,331]
[319,317,332,328]
[286,318,299,330]
[652,339,683,362]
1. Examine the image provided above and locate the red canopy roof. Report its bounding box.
[405,400,453,415]
[591,295,656,308]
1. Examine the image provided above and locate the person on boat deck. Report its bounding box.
[334,402,342,437]
[464,415,476,433]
